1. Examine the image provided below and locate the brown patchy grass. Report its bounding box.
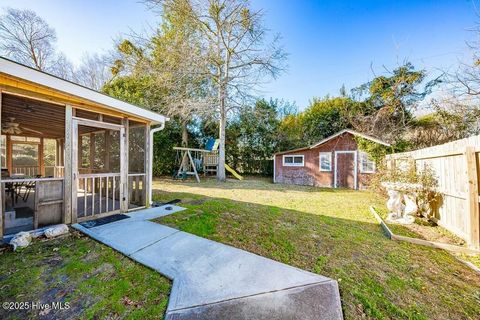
[377,206,479,269]
[153,178,480,320]
[0,232,171,320]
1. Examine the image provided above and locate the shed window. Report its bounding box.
[319,152,332,171]
[360,152,375,173]
[283,155,304,167]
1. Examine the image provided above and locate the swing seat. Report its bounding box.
[193,158,203,172]
[172,170,188,180]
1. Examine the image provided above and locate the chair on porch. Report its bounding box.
[17,175,42,203]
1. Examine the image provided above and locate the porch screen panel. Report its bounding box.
[92,132,106,172]
[108,130,121,172]
[128,122,146,208]
[79,134,91,173]
[43,139,57,177]
[77,126,121,218]
[12,142,39,176]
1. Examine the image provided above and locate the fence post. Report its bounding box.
[465,147,480,249]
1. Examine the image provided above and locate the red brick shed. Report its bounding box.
[273,129,390,189]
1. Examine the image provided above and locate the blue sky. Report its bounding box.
[1,0,478,109]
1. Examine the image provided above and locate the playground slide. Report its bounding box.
[225,164,244,180]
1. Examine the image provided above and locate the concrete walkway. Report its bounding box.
[73,206,343,319]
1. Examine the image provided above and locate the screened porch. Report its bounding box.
[1,93,149,236]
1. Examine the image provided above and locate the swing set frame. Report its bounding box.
[173,146,218,182]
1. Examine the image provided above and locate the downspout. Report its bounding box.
[273,155,276,183]
[149,120,166,205]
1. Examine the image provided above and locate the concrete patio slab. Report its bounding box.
[126,205,185,221]
[131,230,332,311]
[76,220,179,255]
[73,205,343,320]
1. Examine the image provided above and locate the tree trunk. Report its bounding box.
[217,88,226,182]
[181,120,189,171]
[181,121,188,147]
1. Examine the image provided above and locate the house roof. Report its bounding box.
[275,129,390,155]
[0,57,167,124]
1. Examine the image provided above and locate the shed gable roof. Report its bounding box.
[310,129,390,148]
[275,129,390,155]
[0,57,167,124]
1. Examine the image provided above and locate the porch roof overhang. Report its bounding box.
[0,57,168,125]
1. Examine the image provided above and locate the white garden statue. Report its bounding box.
[402,193,418,224]
[382,182,420,224]
[386,189,404,219]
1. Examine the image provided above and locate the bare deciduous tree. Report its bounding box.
[147,0,286,181]
[74,53,112,90]
[0,6,84,83]
[451,12,480,97]
[110,1,213,148]
[54,53,76,80]
[0,7,114,89]
[148,1,214,146]
[0,8,57,71]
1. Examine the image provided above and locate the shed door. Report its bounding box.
[336,152,356,189]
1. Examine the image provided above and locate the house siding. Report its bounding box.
[274,132,373,189]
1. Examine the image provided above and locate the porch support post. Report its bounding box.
[6,135,12,174]
[39,137,45,176]
[55,139,59,166]
[145,123,151,207]
[60,139,64,166]
[64,105,73,224]
[55,138,62,177]
[77,134,82,173]
[120,118,129,212]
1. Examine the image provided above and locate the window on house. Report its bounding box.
[319,152,332,171]
[283,155,304,166]
[360,152,375,173]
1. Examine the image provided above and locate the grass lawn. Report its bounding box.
[0,232,171,320]
[153,177,480,320]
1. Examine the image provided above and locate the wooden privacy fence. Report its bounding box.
[385,135,480,250]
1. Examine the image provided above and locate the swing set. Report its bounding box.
[173,138,243,182]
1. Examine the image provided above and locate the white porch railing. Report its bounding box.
[77,173,121,219]
[45,166,65,177]
[128,173,146,207]
[12,165,65,178]
[12,165,39,176]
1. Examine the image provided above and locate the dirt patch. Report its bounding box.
[82,251,101,263]
[389,217,466,246]
[91,262,115,277]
